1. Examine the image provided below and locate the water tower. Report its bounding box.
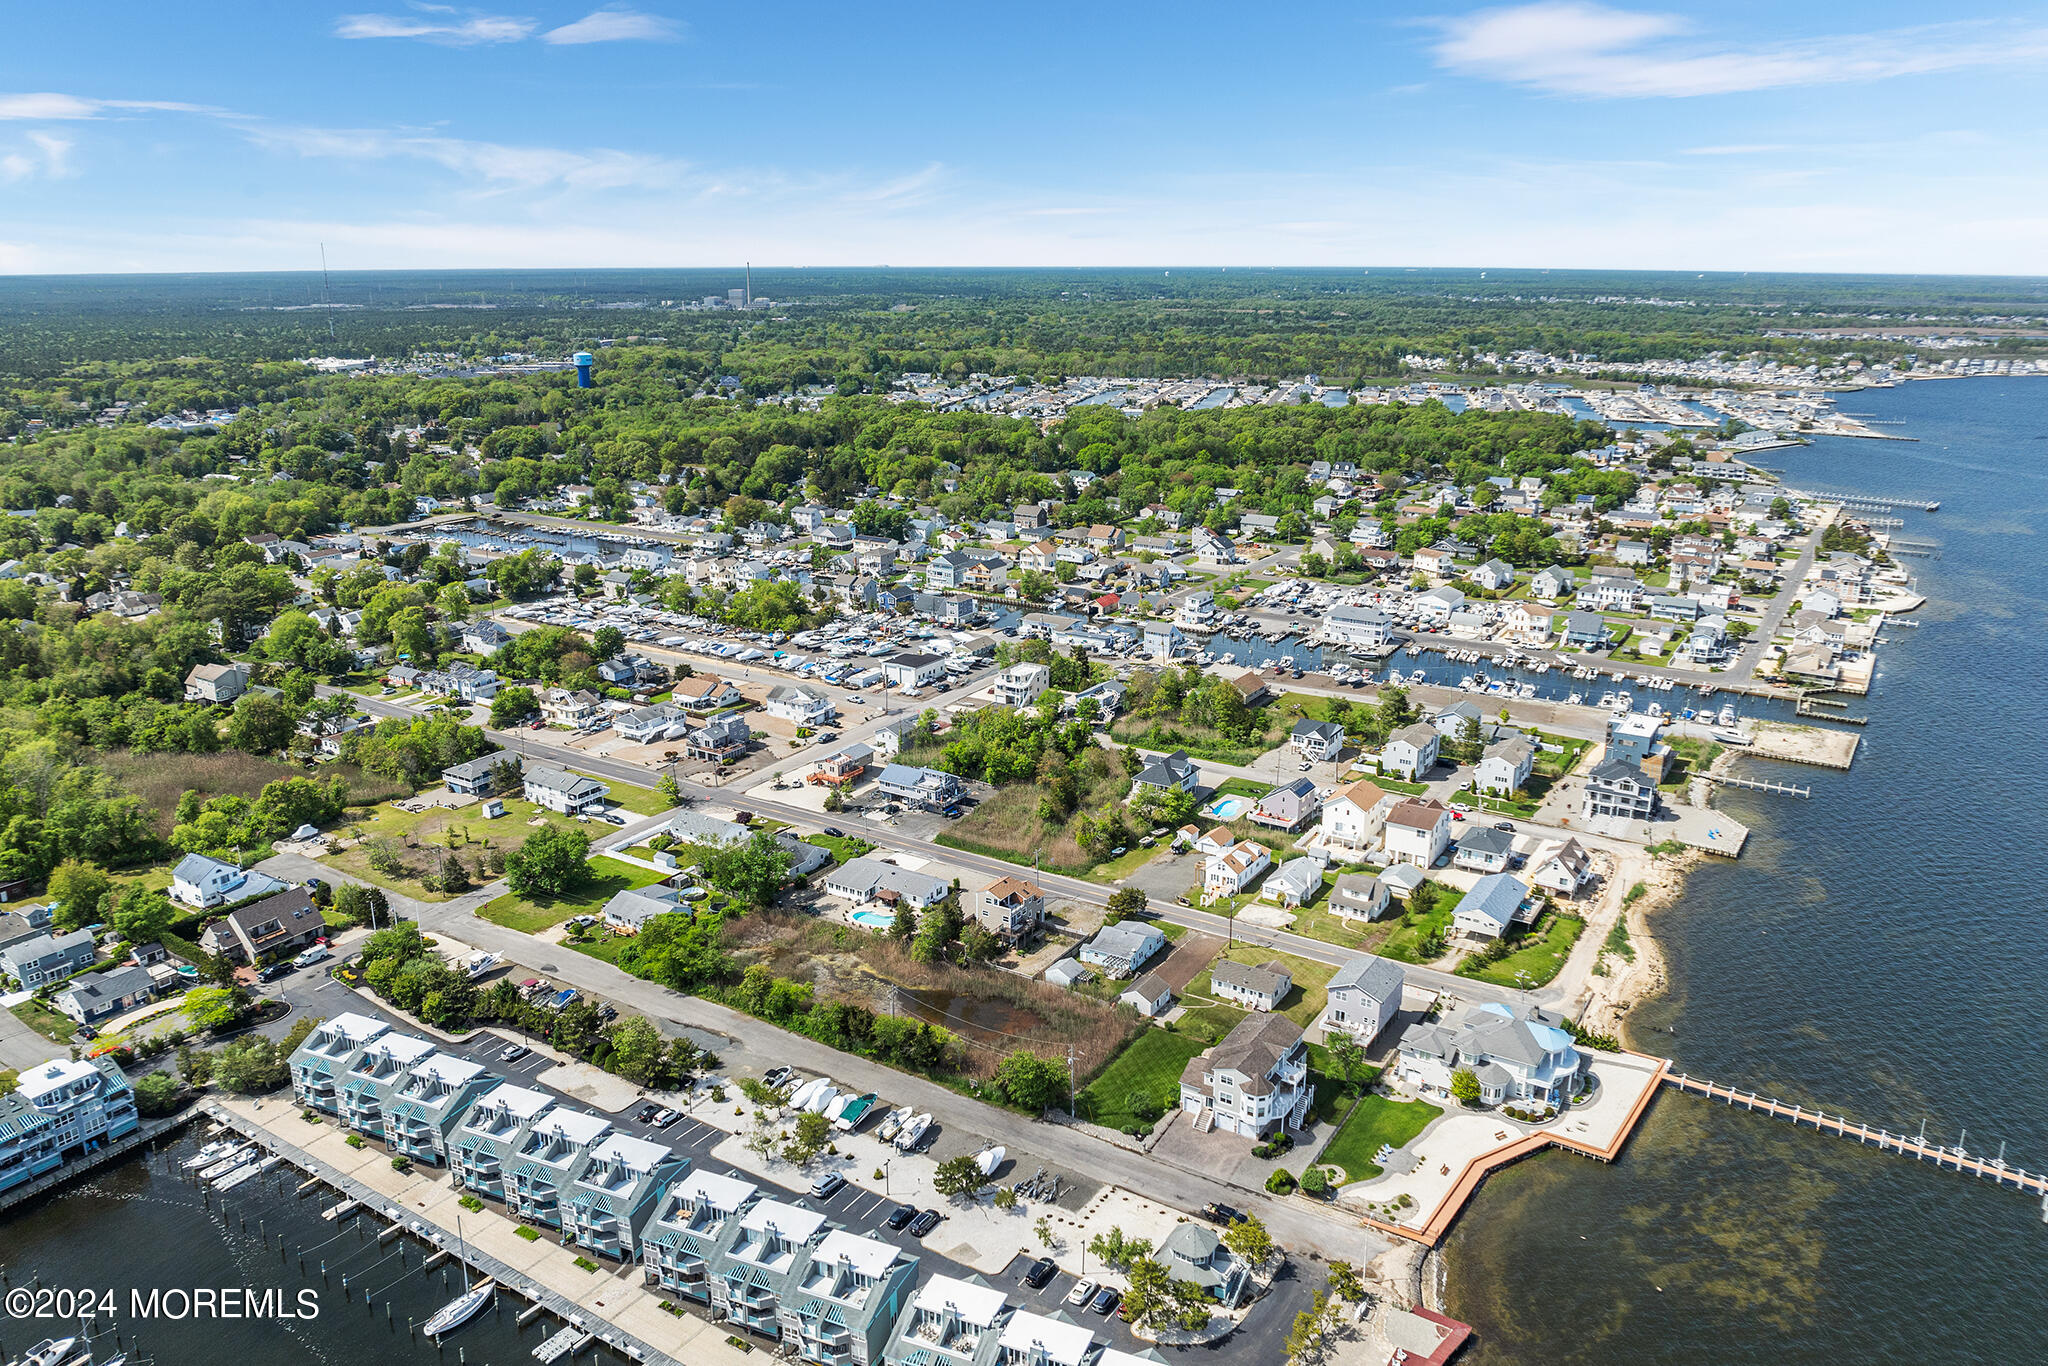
[574,351,595,388]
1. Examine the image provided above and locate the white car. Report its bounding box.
[1065,1279,1098,1308]
[294,945,332,968]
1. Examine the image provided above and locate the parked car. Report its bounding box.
[654,1109,680,1129]
[1198,1202,1245,1225]
[1065,1279,1099,1308]
[294,945,332,968]
[1022,1258,1058,1289]
[1494,820,1516,832]
[883,1203,915,1231]
[1089,1288,1121,1317]
[257,962,293,982]
[823,827,845,839]
[635,1103,659,1124]
[907,1209,942,1237]
[809,1173,847,1200]
[500,1044,531,1063]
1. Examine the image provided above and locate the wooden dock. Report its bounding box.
[1705,773,1811,798]
[1795,699,1868,725]
[1665,1075,2048,1196]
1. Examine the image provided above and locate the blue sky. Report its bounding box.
[3,2,2046,274]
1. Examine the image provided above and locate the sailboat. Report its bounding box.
[422,1218,496,1340]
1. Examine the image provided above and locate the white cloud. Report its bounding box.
[542,8,683,44]
[0,92,221,120]
[0,133,73,182]
[1431,4,2048,98]
[241,121,687,191]
[334,10,538,45]
[1682,144,1790,156]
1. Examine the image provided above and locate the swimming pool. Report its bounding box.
[1201,795,1252,820]
[849,909,897,929]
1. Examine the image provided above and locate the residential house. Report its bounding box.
[1382,797,1452,868]
[825,857,950,912]
[446,1083,559,1206]
[766,683,838,727]
[169,852,283,909]
[993,663,1050,707]
[1140,621,1185,659]
[667,810,752,850]
[1528,838,1597,897]
[288,1011,392,1118]
[1204,962,1286,1015]
[1130,749,1199,796]
[1177,1013,1311,1139]
[1396,1001,1589,1110]
[524,765,611,815]
[602,884,686,935]
[875,764,966,812]
[184,662,250,704]
[443,753,516,797]
[1259,853,1325,909]
[1322,605,1392,650]
[1318,955,1405,1047]
[1614,540,1652,566]
[1157,1224,1251,1307]
[461,619,512,655]
[1290,718,1345,763]
[1575,574,1641,612]
[1475,735,1536,797]
[1018,540,1060,574]
[617,703,692,744]
[971,876,1046,943]
[564,1133,691,1262]
[777,1230,921,1366]
[685,714,753,763]
[541,688,603,728]
[1452,824,1516,874]
[1582,758,1656,822]
[1452,873,1535,940]
[1504,603,1555,643]
[1561,611,1612,649]
[1320,780,1392,856]
[879,1274,1007,1366]
[1328,872,1390,922]
[1077,922,1166,980]
[1380,723,1441,781]
[198,887,326,965]
[1470,558,1515,591]
[1204,842,1272,899]
[382,1053,500,1167]
[0,928,97,990]
[1118,973,1174,1018]
[0,1058,139,1199]
[1412,546,1455,579]
[641,1169,762,1308]
[1249,777,1320,832]
[673,675,746,712]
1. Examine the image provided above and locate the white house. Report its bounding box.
[1470,558,1515,591]
[1078,922,1166,979]
[1328,871,1390,922]
[1382,797,1452,867]
[1451,873,1534,940]
[523,765,610,815]
[764,683,836,727]
[993,662,1050,707]
[1530,565,1574,601]
[1380,723,1441,781]
[1528,838,1598,897]
[1210,958,1293,1013]
[1290,718,1345,763]
[168,853,285,910]
[1204,843,1272,898]
[1117,972,1174,1018]
[1320,779,1392,856]
[1475,735,1536,797]
[1318,955,1404,1046]
[1397,1001,1589,1110]
[1178,1014,1311,1139]
[1322,605,1391,649]
[824,856,950,910]
[1259,853,1325,908]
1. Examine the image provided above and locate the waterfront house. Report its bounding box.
[1322,604,1392,650]
[1562,611,1612,649]
[1396,1001,1589,1110]
[384,1053,499,1166]
[1177,1013,1311,1140]
[779,1230,921,1366]
[1581,758,1656,823]
[1450,873,1535,941]
[0,927,96,989]
[1319,955,1404,1047]
[523,764,611,815]
[1328,872,1390,922]
[565,1133,690,1261]
[1158,1223,1251,1306]
[880,1273,1007,1366]
[0,1058,138,1198]
[1320,780,1392,857]
[1078,922,1166,979]
[715,1198,833,1339]
[1528,838,1597,897]
[290,1011,393,1117]
[336,1030,439,1142]
[642,1169,762,1306]
[1380,724,1441,781]
[1211,958,1293,1013]
[448,1084,558,1204]
[506,1107,616,1232]
[1382,798,1452,868]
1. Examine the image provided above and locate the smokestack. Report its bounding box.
[745,262,751,308]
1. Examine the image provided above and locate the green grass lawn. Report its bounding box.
[1074,1029,1207,1134]
[602,778,672,817]
[1456,913,1586,988]
[1318,1093,1444,1183]
[10,999,78,1042]
[1082,842,1172,886]
[478,855,670,934]
[803,833,876,866]
[1184,944,1337,1027]
[1370,777,1431,795]
[1288,898,1395,954]
[1377,899,1455,965]
[325,795,595,902]
[1211,776,1270,801]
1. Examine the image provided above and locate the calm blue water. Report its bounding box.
[1446,376,2048,1364]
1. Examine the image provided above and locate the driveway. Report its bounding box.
[0,997,60,1071]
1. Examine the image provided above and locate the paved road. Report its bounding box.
[1733,518,1828,680]
[0,995,61,1070]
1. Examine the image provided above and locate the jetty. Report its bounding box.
[1664,1075,2048,1198]
[1703,773,1810,798]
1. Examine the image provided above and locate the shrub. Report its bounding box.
[345,1134,365,1149]
[515,1225,540,1242]
[1265,1169,1297,1194]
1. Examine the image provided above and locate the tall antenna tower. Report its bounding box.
[319,243,337,343]
[745,261,752,308]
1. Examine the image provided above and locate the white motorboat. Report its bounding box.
[973,1144,1006,1177]
[18,1340,77,1366]
[183,1138,238,1169]
[198,1144,258,1181]
[786,1077,825,1110]
[894,1112,933,1152]
[804,1084,840,1115]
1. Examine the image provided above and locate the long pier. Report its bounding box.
[1703,773,1811,798]
[1798,490,1941,512]
[1664,1075,2048,1197]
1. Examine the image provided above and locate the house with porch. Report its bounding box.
[1396,1001,1590,1110]
[642,1169,762,1307]
[1210,958,1292,1013]
[1177,1014,1311,1140]
[564,1134,690,1262]
[1382,798,1452,867]
[1380,724,1440,781]
[1318,955,1404,1046]
[523,765,611,815]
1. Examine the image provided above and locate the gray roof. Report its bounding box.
[1213,958,1292,999]
[58,963,156,1008]
[1454,873,1529,929]
[1588,756,1646,784]
[1456,825,1515,857]
[667,810,750,847]
[1328,954,1404,1004]
[1086,921,1164,963]
[1133,749,1195,786]
[1291,718,1343,742]
[1330,872,1384,909]
[1122,971,1171,1002]
[1390,722,1438,749]
[1484,734,1536,766]
[524,764,607,798]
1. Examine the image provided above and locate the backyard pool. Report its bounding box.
[849,909,897,929]
[1201,795,1252,821]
